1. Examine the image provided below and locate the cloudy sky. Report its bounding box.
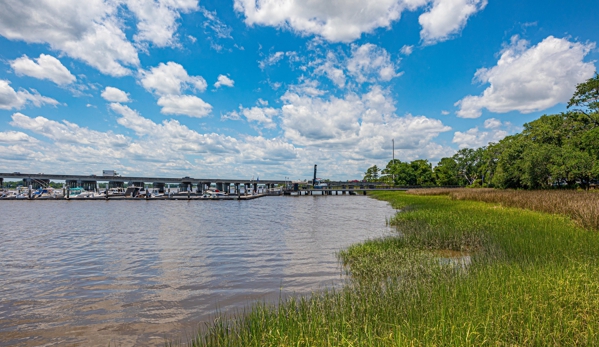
[0,0,597,180]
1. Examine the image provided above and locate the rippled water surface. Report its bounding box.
[0,196,396,346]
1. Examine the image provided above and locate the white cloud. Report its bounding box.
[126,0,199,47]
[400,45,414,56]
[10,54,76,85]
[452,127,508,148]
[456,36,596,118]
[419,0,487,45]
[259,51,285,69]
[0,0,139,76]
[315,51,346,88]
[214,75,235,88]
[441,110,450,115]
[229,106,279,128]
[234,0,429,43]
[0,80,59,110]
[101,86,130,102]
[0,1,198,76]
[483,117,502,129]
[157,95,212,118]
[138,62,211,118]
[0,131,38,143]
[346,44,401,83]
[139,62,207,96]
[201,7,233,39]
[10,112,129,147]
[279,85,451,158]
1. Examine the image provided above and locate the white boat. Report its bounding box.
[203,189,226,198]
[69,187,103,198]
[1,191,17,199]
[106,187,126,196]
[151,191,164,198]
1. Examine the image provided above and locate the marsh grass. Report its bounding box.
[184,192,599,346]
[407,188,599,230]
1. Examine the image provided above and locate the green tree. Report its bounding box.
[550,146,595,189]
[394,162,417,186]
[568,72,599,126]
[363,165,381,182]
[434,157,462,186]
[453,148,484,186]
[411,159,436,186]
[381,159,401,184]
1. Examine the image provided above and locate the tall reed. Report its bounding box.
[407,188,599,230]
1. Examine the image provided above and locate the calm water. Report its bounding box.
[0,196,396,346]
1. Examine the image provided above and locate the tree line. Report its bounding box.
[364,74,599,189]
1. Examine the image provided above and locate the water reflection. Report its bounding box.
[0,196,395,346]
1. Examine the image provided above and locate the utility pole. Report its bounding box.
[392,139,395,184]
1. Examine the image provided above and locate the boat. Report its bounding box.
[150,191,164,198]
[106,187,126,196]
[68,187,103,198]
[203,189,226,198]
[0,191,17,199]
[32,188,62,199]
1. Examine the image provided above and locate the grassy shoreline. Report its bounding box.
[186,191,599,346]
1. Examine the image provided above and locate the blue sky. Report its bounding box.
[0,0,597,180]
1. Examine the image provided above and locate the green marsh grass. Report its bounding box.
[185,192,599,346]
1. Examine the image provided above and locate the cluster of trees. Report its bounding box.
[364,74,599,189]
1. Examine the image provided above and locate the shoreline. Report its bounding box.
[184,190,599,346]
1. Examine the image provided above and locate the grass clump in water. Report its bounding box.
[184,192,599,346]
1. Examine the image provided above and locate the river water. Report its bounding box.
[0,196,396,346]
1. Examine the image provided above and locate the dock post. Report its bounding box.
[28,184,32,200]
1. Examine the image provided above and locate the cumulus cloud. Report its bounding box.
[315,52,346,88]
[138,62,212,117]
[214,75,235,88]
[0,1,198,76]
[279,85,451,159]
[234,0,429,43]
[0,80,59,110]
[157,95,212,118]
[10,112,129,147]
[483,117,502,129]
[400,45,414,56]
[0,131,39,143]
[226,106,279,128]
[126,0,198,47]
[456,36,596,118]
[140,62,207,96]
[0,0,138,76]
[419,0,487,44]
[101,86,130,102]
[10,54,76,85]
[452,127,508,148]
[347,43,401,83]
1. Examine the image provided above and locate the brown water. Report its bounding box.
[0,196,395,346]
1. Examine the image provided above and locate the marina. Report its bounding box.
[0,171,408,201]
